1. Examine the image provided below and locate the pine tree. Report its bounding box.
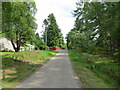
[43,13,64,48]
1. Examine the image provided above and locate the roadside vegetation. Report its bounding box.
[67,1,119,88]
[1,1,64,88]
[69,50,119,88]
[1,50,57,88]
[1,0,119,89]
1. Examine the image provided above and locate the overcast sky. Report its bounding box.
[34,0,78,41]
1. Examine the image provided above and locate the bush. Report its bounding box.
[35,46,39,50]
[39,45,49,50]
[45,46,49,50]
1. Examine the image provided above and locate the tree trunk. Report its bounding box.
[11,39,20,52]
[16,40,20,52]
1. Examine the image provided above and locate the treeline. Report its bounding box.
[66,2,120,61]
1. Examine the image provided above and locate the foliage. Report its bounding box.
[66,2,120,61]
[67,2,119,87]
[2,2,37,52]
[32,33,45,50]
[66,29,95,52]
[42,13,65,48]
[68,50,119,88]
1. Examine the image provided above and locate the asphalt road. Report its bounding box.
[15,50,80,88]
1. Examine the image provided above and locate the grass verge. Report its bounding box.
[68,50,119,88]
[1,50,57,88]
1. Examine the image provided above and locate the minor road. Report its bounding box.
[15,50,81,88]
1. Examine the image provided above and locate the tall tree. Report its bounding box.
[2,2,37,52]
[43,19,48,46]
[42,13,64,48]
[66,1,120,60]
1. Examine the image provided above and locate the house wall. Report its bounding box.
[0,37,35,52]
[20,46,35,51]
[0,37,14,51]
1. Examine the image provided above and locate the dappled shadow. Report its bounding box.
[3,58,30,63]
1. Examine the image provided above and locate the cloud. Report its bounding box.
[34,0,78,41]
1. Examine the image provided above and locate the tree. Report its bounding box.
[43,19,48,46]
[33,33,45,50]
[66,1,120,60]
[2,2,37,52]
[42,13,64,48]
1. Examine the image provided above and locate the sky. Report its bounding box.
[34,0,78,42]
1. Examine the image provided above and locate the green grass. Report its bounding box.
[1,50,57,88]
[68,50,119,88]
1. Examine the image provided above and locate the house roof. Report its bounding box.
[26,44,35,48]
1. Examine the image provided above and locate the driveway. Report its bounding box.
[15,50,81,88]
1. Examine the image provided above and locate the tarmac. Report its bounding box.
[15,50,81,88]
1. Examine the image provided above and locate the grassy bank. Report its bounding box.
[68,50,119,88]
[1,50,57,88]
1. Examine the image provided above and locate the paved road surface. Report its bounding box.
[15,50,81,88]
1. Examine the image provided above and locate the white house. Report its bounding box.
[20,44,35,51]
[0,37,14,51]
[0,37,35,52]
